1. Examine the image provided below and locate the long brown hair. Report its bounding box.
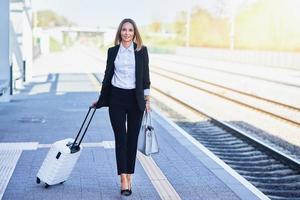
[114,18,143,51]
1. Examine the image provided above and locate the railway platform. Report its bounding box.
[0,74,269,200]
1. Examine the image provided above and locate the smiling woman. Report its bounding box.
[91,18,151,196]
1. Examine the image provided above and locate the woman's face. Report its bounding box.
[121,22,134,43]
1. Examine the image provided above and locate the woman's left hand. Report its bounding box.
[145,97,151,112]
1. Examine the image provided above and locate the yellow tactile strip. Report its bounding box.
[137,151,181,200]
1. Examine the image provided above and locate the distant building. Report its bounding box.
[33,26,115,54]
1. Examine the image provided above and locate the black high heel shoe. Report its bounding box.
[121,188,131,196]
[128,183,132,195]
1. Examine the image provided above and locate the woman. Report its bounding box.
[92,18,151,196]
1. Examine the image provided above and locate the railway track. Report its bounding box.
[150,65,300,128]
[153,57,300,89]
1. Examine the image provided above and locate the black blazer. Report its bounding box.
[96,43,150,111]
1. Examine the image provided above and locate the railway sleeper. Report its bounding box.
[259,188,300,199]
[223,159,280,166]
[237,169,297,177]
[231,165,288,172]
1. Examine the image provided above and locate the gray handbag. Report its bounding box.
[138,111,159,156]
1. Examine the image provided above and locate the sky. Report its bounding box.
[31,0,212,28]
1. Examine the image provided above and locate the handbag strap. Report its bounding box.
[142,111,147,127]
[144,111,152,127]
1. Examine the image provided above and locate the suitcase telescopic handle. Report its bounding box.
[70,106,96,153]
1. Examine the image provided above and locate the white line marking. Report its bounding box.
[37,144,52,148]
[60,108,89,112]
[38,141,115,149]
[101,141,115,149]
[0,142,38,150]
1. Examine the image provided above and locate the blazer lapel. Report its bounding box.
[111,44,120,63]
[109,45,120,77]
[134,43,141,85]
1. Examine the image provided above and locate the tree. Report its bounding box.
[173,11,186,37]
[150,20,162,32]
[35,10,74,28]
[189,7,229,48]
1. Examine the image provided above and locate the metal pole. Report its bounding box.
[10,64,13,95]
[0,0,10,100]
[185,5,191,47]
[23,60,26,82]
[230,15,235,50]
[229,0,235,50]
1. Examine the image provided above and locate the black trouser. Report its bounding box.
[108,86,144,175]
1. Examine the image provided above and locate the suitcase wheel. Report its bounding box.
[45,183,50,188]
[36,177,41,184]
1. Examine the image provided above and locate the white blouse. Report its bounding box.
[111,42,150,95]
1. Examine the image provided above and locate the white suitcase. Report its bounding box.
[36,107,96,188]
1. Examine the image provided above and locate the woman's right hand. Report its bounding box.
[91,101,98,108]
